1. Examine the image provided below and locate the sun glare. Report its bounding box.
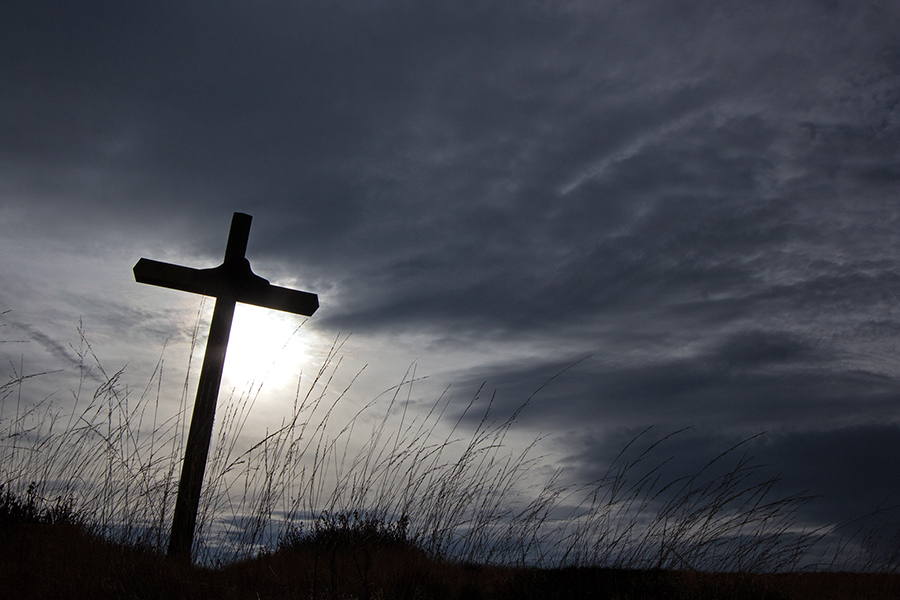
[221,303,308,391]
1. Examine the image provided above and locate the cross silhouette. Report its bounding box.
[134,212,318,561]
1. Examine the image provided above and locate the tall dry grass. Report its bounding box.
[2,313,898,572]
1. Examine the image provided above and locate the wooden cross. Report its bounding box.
[133,212,318,561]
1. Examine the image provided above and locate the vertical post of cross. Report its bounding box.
[166,214,249,560]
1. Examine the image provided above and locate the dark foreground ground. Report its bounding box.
[3,523,900,600]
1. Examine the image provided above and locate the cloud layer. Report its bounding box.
[2,0,900,534]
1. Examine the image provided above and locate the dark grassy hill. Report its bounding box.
[4,521,900,600]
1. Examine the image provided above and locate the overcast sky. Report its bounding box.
[2,0,900,552]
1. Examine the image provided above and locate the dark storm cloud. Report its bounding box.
[447,326,900,433]
[4,1,897,256]
[556,424,900,529]
[3,2,583,250]
[3,0,900,543]
[2,0,898,357]
[7,0,896,367]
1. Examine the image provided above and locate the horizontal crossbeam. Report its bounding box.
[134,257,318,316]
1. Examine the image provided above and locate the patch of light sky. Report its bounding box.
[559,109,710,196]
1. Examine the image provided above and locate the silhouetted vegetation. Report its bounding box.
[1,482,80,528]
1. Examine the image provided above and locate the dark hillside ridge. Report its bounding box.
[4,522,900,600]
